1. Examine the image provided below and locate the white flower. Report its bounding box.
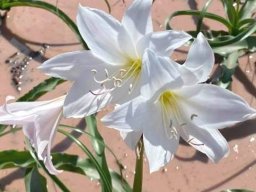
[102,35,256,172]
[0,96,65,175]
[39,0,191,118]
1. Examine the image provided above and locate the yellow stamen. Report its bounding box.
[159,91,181,139]
[123,58,142,79]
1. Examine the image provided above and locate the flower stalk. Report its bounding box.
[133,138,144,192]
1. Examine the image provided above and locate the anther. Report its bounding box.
[187,138,204,146]
[190,114,198,120]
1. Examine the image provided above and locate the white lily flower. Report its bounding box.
[39,0,192,118]
[102,38,256,172]
[0,96,65,175]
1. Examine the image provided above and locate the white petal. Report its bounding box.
[137,30,191,57]
[117,26,137,58]
[77,5,126,65]
[101,96,145,131]
[122,0,153,43]
[64,85,111,118]
[0,97,64,174]
[141,103,179,172]
[180,125,229,162]
[62,63,119,117]
[0,96,64,125]
[109,76,141,105]
[120,131,142,150]
[176,84,256,129]
[141,49,183,101]
[182,32,214,84]
[39,51,104,81]
[35,112,63,175]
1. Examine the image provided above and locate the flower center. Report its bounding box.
[159,91,181,139]
[90,58,142,95]
[124,58,142,79]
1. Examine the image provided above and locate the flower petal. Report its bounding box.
[0,96,64,174]
[77,5,126,64]
[102,96,145,132]
[181,32,214,84]
[28,112,62,175]
[60,62,120,117]
[39,51,105,81]
[122,0,153,43]
[142,103,179,172]
[141,49,183,101]
[137,30,191,57]
[180,124,229,162]
[117,26,138,58]
[64,83,112,118]
[120,131,142,150]
[176,84,256,129]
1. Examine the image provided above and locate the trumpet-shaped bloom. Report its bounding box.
[0,96,65,175]
[39,0,192,118]
[102,42,256,173]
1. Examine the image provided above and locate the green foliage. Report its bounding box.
[18,77,65,102]
[85,115,113,192]
[165,0,256,85]
[0,150,35,169]
[25,167,48,192]
[0,150,131,192]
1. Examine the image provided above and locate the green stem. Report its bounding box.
[26,138,70,192]
[132,138,144,192]
[43,170,70,192]
[58,129,112,192]
[85,115,112,192]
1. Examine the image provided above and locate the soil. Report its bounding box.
[0,0,255,192]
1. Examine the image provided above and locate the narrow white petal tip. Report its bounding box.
[5,95,15,102]
[197,32,205,38]
[149,166,161,174]
[248,112,256,119]
[78,3,86,10]
[224,147,230,158]
[48,168,63,175]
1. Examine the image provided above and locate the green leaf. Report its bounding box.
[58,129,112,192]
[221,0,237,25]
[213,36,256,56]
[218,51,239,87]
[132,139,144,192]
[110,172,132,192]
[53,153,131,192]
[196,0,212,34]
[0,150,35,169]
[25,167,47,192]
[239,0,256,19]
[18,77,65,102]
[165,10,232,32]
[209,21,256,47]
[85,115,112,192]
[223,50,240,69]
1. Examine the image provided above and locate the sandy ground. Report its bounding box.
[0,0,256,191]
